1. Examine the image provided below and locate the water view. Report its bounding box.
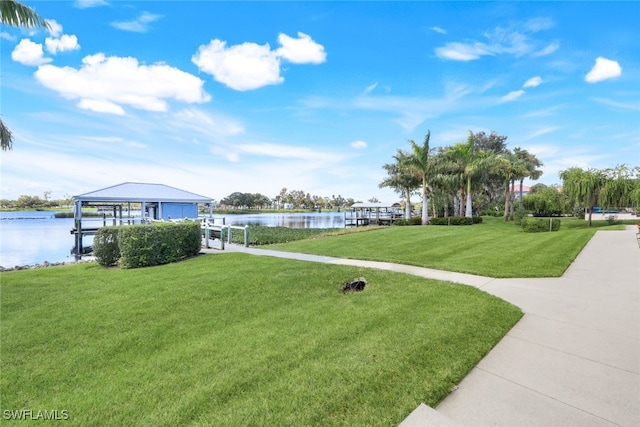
[0,211,345,268]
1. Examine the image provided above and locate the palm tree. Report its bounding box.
[432,147,465,217]
[513,147,544,210]
[560,167,607,226]
[1,0,51,151]
[444,132,498,218]
[379,149,421,220]
[0,119,13,151]
[406,131,435,224]
[1,0,50,28]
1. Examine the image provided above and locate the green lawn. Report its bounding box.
[269,217,610,278]
[1,254,521,426]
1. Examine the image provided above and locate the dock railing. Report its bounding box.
[201,218,250,249]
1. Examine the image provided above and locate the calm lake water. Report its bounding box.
[0,211,345,268]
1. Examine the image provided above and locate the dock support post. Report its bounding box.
[75,218,83,259]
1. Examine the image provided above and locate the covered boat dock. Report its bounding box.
[345,202,403,227]
[72,182,213,255]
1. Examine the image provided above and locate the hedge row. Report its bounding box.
[393,217,423,226]
[93,222,201,268]
[429,216,483,225]
[521,218,561,233]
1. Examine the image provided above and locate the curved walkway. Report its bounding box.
[204,226,640,426]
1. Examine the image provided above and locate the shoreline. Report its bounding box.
[0,257,95,272]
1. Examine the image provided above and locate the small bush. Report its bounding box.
[93,226,120,267]
[118,222,201,269]
[521,218,561,233]
[393,217,422,226]
[93,221,201,269]
[430,216,475,226]
[514,207,528,225]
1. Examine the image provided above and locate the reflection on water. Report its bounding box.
[0,211,345,267]
[222,212,344,229]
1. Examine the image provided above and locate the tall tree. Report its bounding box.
[513,147,544,210]
[600,165,640,211]
[444,132,498,218]
[1,0,51,151]
[494,151,523,221]
[472,131,509,207]
[406,131,434,224]
[379,149,420,219]
[559,167,607,226]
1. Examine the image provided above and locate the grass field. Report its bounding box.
[1,254,522,426]
[269,217,625,278]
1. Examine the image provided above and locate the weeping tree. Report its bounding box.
[561,165,639,226]
[0,0,51,151]
[600,165,640,212]
[379,150,420,220]
[560,167,608,226]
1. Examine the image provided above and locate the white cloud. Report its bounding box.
[436,18,555,61]
[533,41,559,57]
[111,12,163,33]
[193,33,326,91]
[527,126,561,139]
[11,39,51,66]
[34,53,210,114]
[523,76,542,88]
[350,140,367,149]
[74,0,108,8]
[590,97,639,111]
[236,142,340,162]
[435,42,492,61]
[0,32,17,41]
[45,20,63,37]
[501,89,525,102]
[192,40,282,91]
[522,17,555,32]
[275,32,326,64]
[77,99,125,115]
[172,108,245,137]
[431,26,447,35]
[362,82,378,95]
[585,57,622,83]
[45,34,80,54]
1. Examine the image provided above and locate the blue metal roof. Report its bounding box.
[73,182,212,203]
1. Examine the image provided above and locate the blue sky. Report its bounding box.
[1,1,638,203]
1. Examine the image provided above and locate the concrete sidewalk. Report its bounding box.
[203,226,640,426]
[428,226,640,427]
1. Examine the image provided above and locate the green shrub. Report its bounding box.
[118,222,201,269]
[521,218,561,233]
[514,207,528,225]
[93,226,120,267]
[92,222,201,269]
[430,216,475,225]
[393,217,422,226]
